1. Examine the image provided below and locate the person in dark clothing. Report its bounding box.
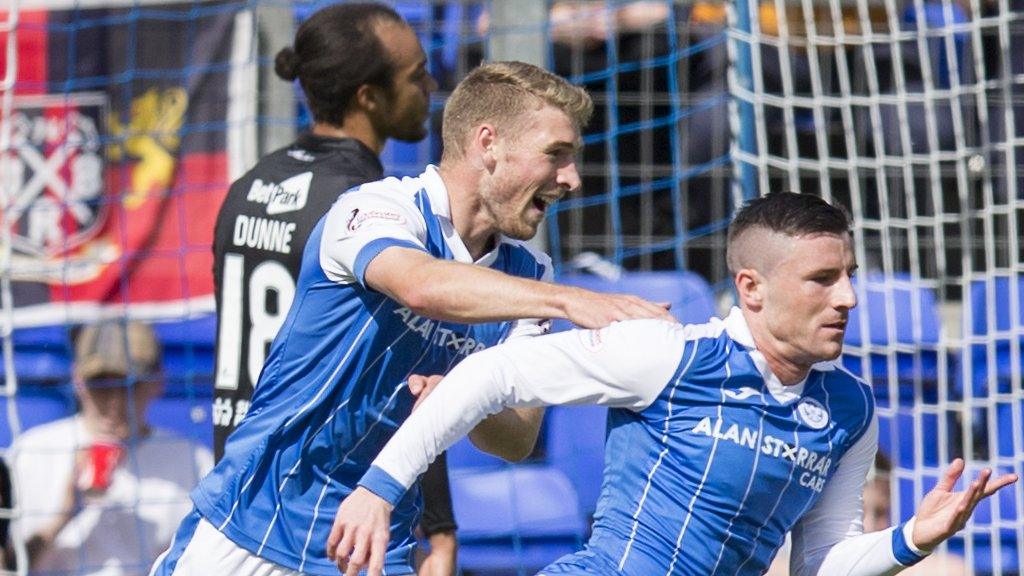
[209,3,455,573]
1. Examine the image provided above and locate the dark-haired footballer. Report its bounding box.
[336,192,1018,576]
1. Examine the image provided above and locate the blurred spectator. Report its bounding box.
[7,321,212,575]
[766,452,968,576]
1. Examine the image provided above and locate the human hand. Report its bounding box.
[326,487,393,576]
[415,530,457,576]
[562,287,675,329]
[911,458,1018,551]
[408,375,444,412]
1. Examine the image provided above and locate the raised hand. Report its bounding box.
[563,287,675,329]
[912,458,1018,551]
[326,487,393,576]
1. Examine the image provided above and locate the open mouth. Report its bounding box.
[532,196,554,212]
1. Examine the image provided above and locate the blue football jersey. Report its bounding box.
[366,312,878,576]
[190,166,551,575]
[555,316,874,575]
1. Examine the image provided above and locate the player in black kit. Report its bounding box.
[210,4,455,573]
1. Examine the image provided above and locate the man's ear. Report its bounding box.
[471,124,498,172]
[734,268,764,310]
[354,83,387,114]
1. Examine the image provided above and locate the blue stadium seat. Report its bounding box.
[546,405,607,519]
[451,465,586,572]
[553,270,717,332]
[841,274,946,406]
[966,277,1023,396]
[0,325,73,382]
[152,315,216,390]
[0,385,74,448]
[148,394,213,448]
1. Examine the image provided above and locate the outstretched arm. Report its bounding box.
[793,423,1018,576]
[364,247,673,328]
[326,319,694,575]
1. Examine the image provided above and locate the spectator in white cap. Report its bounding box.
[6,321,212,576]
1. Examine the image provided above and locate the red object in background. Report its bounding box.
[78,441,125,495]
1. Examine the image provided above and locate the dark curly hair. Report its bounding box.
[275,3,405,127]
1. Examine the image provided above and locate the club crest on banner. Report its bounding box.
[1,93,107,259]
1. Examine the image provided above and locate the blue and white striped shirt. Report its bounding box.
[366,311,924,575]
[191,166,551,575]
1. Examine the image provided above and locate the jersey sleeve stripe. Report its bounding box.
[353,238,427,287]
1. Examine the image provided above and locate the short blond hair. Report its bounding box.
[441,61,593,161]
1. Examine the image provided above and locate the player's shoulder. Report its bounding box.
[814,361,875,428]
[337,174,424,209]
[817,360,873,400]
[598,317,726,352]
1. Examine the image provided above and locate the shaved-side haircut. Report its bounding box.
[727,192,851,274]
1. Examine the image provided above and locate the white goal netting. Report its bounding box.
[729,0,1023,573]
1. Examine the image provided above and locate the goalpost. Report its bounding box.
[729,0,1023,573]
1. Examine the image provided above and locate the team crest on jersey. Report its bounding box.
[796,397,830,430]
[3,93,107,258]
[346,207,406,232]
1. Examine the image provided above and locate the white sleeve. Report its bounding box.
[318,187,428,286]
[790,416,926,576]
[358,319,696,505]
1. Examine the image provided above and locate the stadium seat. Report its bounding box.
[148,391,214,448]
[0,385,74,448]
[152,315,216,389]
[546,404,607,519]
[451,465,586,572]
[841,274,946,406]
[553,270,718,332]
[0,325,73,383]
[965,276,1024,396]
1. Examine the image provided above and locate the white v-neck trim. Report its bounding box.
[419,165,502,267]
[722,307,838,404]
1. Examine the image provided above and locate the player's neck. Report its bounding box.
[436,162,498,260]
[312,118,385,156]
[744,316,812,386]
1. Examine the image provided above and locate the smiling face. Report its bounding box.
[756,231,858,368]
[478,104,582,240]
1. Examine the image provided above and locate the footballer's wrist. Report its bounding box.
[358,465,407,507]
[892,518,930,566]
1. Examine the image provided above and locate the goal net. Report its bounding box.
[729,0,1023,573]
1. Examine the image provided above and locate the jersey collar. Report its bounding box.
[419,165,502,267]
[723,307,839,403]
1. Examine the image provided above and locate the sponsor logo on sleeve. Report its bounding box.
[578,328,605,352]
[345,207,407,233]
